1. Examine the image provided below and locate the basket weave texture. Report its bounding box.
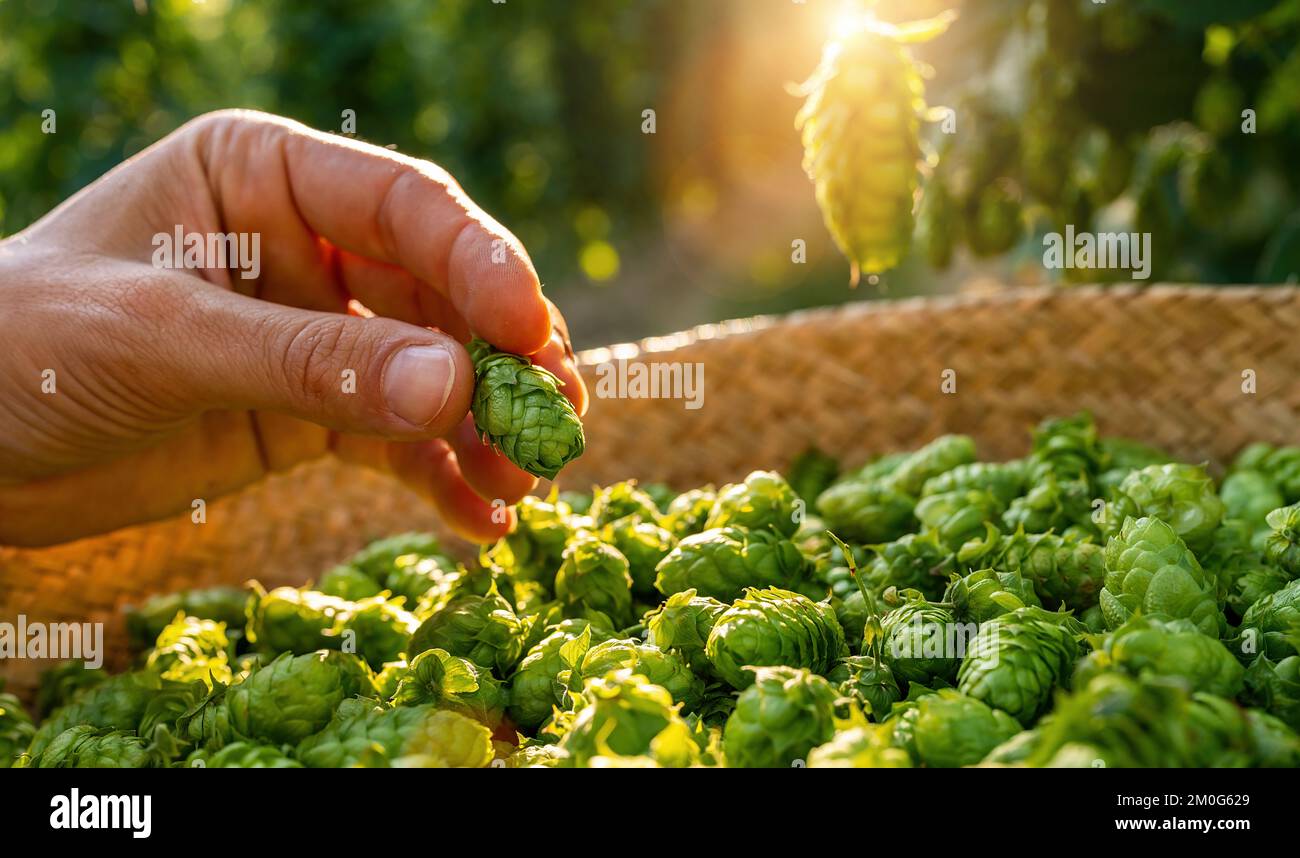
[2,285,1297,701]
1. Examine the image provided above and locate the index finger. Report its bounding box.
[197,110,552,355]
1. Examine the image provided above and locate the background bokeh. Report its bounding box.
[2,0,1299,348]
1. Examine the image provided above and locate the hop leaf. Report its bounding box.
[468,338,585,480]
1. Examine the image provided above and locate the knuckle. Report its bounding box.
[279,317,361,407]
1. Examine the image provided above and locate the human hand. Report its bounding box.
[0,109,587,547]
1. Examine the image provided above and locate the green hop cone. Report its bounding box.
[795,13,952,278]
[878,593,962,687]
[860,531,951,601]
[828,655,901,720]
[943,567,1041,625]
[246,586,350,655]
[921,460,1028,507]
[35,661,107,719]
[1220,470,1285,530]
[26,671,164,760]
[957,606,1083,725]
[589,480,660,526]
[602,515,676,597]
[558,670,698,768]
[226,650,374,746]
[888,435,978,497]
[1102,463,1225,555]
[554,534,635,627]
[468,338,584,480]
[1073,615,1244,698]
[571,638,704,712]
[332,596,421,669]
[297,701,492,768]
[993,529,1107,612]
[317,565,384,601]
[21,726,155,769]
[1100,516,1224,637]
[815,479,916,544]
[125,586,250,652]
[705,470,801,537]
[1001,475,1096,536]
[1101,436,1172,472]
[408,586,526,676]
[186,741,302,768]
[144,614,232,688]
[889,688,1021,768]
[1028,413,1105,483]
[1265,503,1300,576]
[654,526,808,602]
[705,587,846,690]
[807,724,912,768]
[1235,444,1300,503]
[723,666,838,768]
[507,620,610,732]
[482,493,575,589]
[390,648,509,730]
[644,589,728,673]
[661,488,717,538]
[1242,655,1300,731]
[915,489,1005,551]
[0,689,35,768]
[1239,578,1300,661]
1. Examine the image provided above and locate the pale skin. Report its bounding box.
[0,109,588,547]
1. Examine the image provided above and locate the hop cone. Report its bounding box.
[723,666,838,768]
[507,620,609,732]
[662,488,716,538]
[816,479,916,544]
[878,595,962,686]
[21,726,153,769]
[915,489,1005,551]
[297,702,492,768]
[807,725,911,768]
[187,741,302,768]
[1028,413,1105,483]
[654,526,808,602]
[888,435,977,497]
[468,338,584,480]
[644,589,728,673]
[226,651,374,746]
[705,587,846,689]
[1265,503,1300,576]
[391,648,509,730]
[828,655,901,720]
[590,480,662,526]
[890,689,1021,768]
[126,586,250,652]
[861,531,951,601]
[1219,470,1284,529]
[995,530,1107,611]
[602,515,676,597]
[957,606,1083,725]
[572,638,704,712]
[144,614,232,687]
[795,14,951,279]
[554,535,635,627]
[558,670,697,768]
[1239,578,1300,661]
[0,691,35,768]
[408,588,526,676]
[922,460,1028,506]
[1102,463,1225,555]
[1100,516,1223,637]
[944,567,1041,625]
[26,671,162,760]
[1073,615,1244,698]
[705,470,801,537]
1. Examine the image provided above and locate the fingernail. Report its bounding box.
[384,344,454,427]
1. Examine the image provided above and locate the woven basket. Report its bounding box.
[2,284,1298,702]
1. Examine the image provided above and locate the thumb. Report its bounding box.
[163,287,475,439]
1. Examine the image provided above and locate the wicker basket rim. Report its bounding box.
[575,283,1285,365]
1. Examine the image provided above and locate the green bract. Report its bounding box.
[468,338,585,480]
[992,530,1106,611]
[807,725,912,768]
[297,702,492,768]
[705,470,801,537]
[187,741,303,768]
[1265,503,1300,575]
[144,614,232,687]
[816,479,916,543]
[408,588,525,676]
[226,651,374,746]
[705,587,845,689]
[1103,463,1225,555]
[557,670,697,768]
[828,655,901,719]
[860,532,951,601]
[554,535,635,626]
[1100,516,1223,637]
[654,526,808,602]
[662,488,717,538]
[589,480,661,526]
[957,606,1083,725]
[644,589,728,673]
[944,567,1041,624]
[915,489,1005,551]
[1001,475,1096,536]
[1239,577,1300,661]
[572,638,704,711]
[246,586,350,655]
[21,726,155,769]
[888,435,977,496]
[390,648,509,729]
[722,667,838,768]
[921,460,1027,506]
[890,689,1021,768]
[507,620,610,731]
[1074,615,1244,697]
[602,515,676,596]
